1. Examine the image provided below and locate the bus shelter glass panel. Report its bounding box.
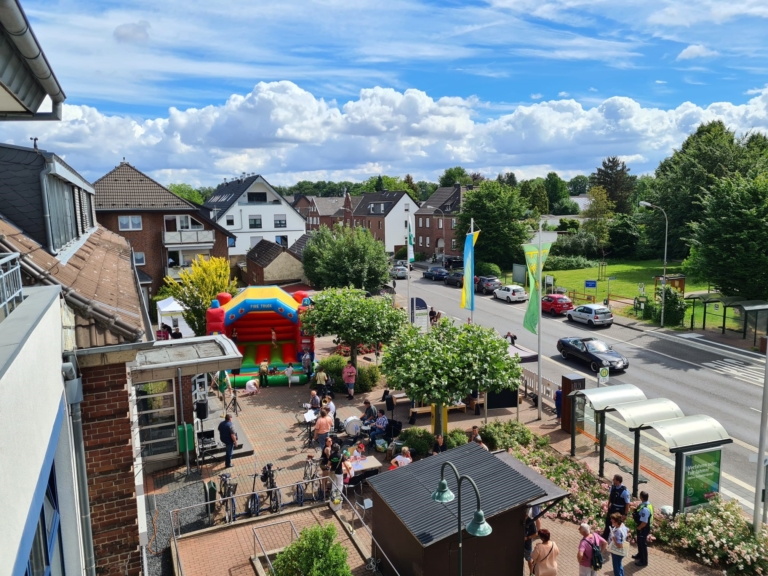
[135,380,178,459]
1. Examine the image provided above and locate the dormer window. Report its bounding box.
[247,192,267,203]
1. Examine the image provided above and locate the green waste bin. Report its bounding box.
[205,481,217,514]
[177,424,194,453]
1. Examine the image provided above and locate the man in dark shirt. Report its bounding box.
[217,413,237,468]
[431,434,448,455]
[361,400,377,425]
[429,307,437,326]
[171,328,183,339]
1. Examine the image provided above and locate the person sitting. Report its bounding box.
[352,442,367,460]
[390,446,412,469]
[368,409,388,445]
[474,436,489,451]
[243,378,260,396]
[324,396,336,418]
[431,434,448,455]
[361,400,377,425]
[469,425,482,444]
[309,390,321,412]
[171,327,183,339]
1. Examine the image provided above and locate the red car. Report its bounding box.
[541,294,574,316]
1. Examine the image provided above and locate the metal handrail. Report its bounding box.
[252,520,299,572]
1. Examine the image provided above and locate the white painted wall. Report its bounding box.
[383,195,413,253]
[216,179,305,256]
[0,289,78,576]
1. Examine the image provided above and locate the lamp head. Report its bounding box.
[431,479,455,503]
[639,201,652,208]
[467,509,492,537]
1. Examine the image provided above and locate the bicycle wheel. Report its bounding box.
[270,488,282,513]
[310,474,323,501]
[295,483,305,506]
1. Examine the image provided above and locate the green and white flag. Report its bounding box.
[522,242,551,335]
[407,217,415,263]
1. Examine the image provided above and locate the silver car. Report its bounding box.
[567,304,614,327]
[390,265,408,279]
[493,285,529,303]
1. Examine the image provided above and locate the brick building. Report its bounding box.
[352,190,413,252]
[414,183,466,261]
[94,161,235,301]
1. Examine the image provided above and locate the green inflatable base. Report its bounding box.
[231,374,309,388]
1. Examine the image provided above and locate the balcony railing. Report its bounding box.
[163,230,215,245]
[0,253,23,322]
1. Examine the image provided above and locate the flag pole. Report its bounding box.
[407,215,412,324]
[537,219,543,421]
[470,218,474,325]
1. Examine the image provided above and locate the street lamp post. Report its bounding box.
[427,205,446,263]
[432,461,492,576]
[639,201,668,327]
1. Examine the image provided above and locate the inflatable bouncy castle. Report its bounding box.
[206,287,315,387]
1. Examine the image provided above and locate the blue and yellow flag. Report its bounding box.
[460,231,480,310]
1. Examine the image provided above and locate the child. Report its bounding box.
[284,363,294,387]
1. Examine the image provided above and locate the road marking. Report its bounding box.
[751,407,762,413]
[701,358,765,388]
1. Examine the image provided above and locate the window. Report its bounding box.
[134,380,178,458]
[378,220,382,229]
[27,465,64,576]
[404,203,410,212]
[172,317,179,328]
[426,237,430,248]
[134,252,146,266]
[438,219,443,229]
[404,220,408,228]
[247,192,267,203]
[419,217,423,227]
[118,215,142,231]
[276,235,288,246]
[275,214,287,228]
[249,216,262,229]
[419,236,422,246]
[226,215,234,226]
[426,218,430,228]
[178,215,203,230]
[451,218,456,229]
[451,238,457,250]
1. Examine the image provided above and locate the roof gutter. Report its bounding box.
[0,0,65,106]
[0,100,62,121]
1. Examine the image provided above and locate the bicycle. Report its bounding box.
[218,473,238,523]
[259,463,283,514]
[296,455,324,504]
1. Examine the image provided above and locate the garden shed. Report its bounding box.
[367,443,566,576]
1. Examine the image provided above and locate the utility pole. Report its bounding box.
[537,219,543,421]
[754,345,768,533]
[470,218,474,325]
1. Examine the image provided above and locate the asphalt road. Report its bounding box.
[399,273,767,512]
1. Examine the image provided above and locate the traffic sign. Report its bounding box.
[608,276,616,280]
[638,283,645,294]
[598,367,609,386]
[585,280,597,289]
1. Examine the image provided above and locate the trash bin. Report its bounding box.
[760,336,767,354]
[196,398,209,420]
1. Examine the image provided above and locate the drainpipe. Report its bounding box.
[62,357,97,576]
[39,157,56,254]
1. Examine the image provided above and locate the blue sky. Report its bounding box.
[5,0,768,185]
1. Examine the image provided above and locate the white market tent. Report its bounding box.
[156,297,195,337]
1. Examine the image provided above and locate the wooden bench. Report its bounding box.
[391,393,410,406]
[409,403,467,420]
[467,396,484,411]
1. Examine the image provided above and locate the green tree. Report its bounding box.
[302,224,390,293]
[161,256,238,336]
[375,175,384,191]
[470,172,486,184]
[589,157,637,214]
[360,175,418,201]
[555,218,580,233]
[608,213,640,258]
[529,181,549,215]
[496,171,518,188]
[456,180,531,269]
[518,180,533,205]
[582,186,615,260]
[382,319,522,435]
[688,174,768,300]
[438,166,473,188]
[416,181,438,201]
[551,198,579,215]
[568,175,589,196]
[544,172,570,207]
[300,288,406,367]
[403,174,419,196]
[168,183,204,205]
[272,524,352,576]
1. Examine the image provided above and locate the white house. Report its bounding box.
[352,190,414,253]
[204,175,306,257]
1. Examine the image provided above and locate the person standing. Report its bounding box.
[631,491,653,567]
[302,349,312,377]
[259,358,270,389]
[429,307,437,326]
[607,513,628,576]
[329,444,347,491]
[470,425,482,444]
[602,474,630,540]
[529,528,559,576]
[313,408,333,447]
[523,509,538,567]
[171,327,183,339]
[554,388,562,425]
[284,363,294,387]
[315,366,327,389]
[577,523,606,576]
[342,360,357,400]
[215,370,231,402]
[504,331,517,346]
[217,413,237,468]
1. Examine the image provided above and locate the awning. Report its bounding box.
[568,384,647,411]
[610,398,685,430]
[495,451,569,509]
[156,296,184,314]
[130,335,241,381]
[645,414,732,453]
[165,243,215,251]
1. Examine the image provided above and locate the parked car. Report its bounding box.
[390,265,408,279]
[556,337,628,372]
[444,256,464,270]
[541,294,574,316]
[567,304,614,327]
[395,259,413,271]
[444,270,464,287]
[475,276,502,295]
[423,266,449,281]
[493,285,529,303]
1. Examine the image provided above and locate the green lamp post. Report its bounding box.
[432,462,492,575]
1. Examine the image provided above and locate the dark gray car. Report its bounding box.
[476,276,502,295]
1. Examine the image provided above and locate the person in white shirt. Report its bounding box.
[474,436,489,451]
[284,363,294,387]
[391,447,412,468]
[325,397,336,418]
[243,379,260,396]
[352,442,367,460]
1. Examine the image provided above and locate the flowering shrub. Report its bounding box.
[479,420,533,451]
[335,343,378,357]
[654,496,768,575]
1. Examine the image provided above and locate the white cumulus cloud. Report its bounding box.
[677,44,719,60]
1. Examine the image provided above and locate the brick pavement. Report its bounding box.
[154,336,719,576]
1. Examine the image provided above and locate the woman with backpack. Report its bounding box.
[577,523,607,576]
